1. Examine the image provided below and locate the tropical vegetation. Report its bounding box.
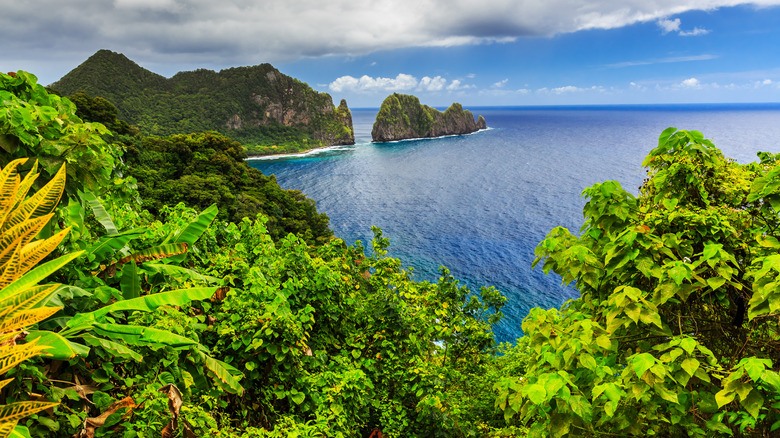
[49,50,354,156]
[1,68,779,438]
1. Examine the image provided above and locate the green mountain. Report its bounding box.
[372,93,486,142]
[51,50,354,155]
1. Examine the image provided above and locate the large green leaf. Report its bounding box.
[0,251,83,301]
[165,204,218,263]
[85,229,143,262]
[141,263,220,285]
[92,323,198,349]
[67,287,217,328]
[82,190,117,235]
[120,262,139,300]
[195,350,244,395]
[81,334,143,362]
[25,330,89,360]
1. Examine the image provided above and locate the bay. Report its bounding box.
[248,104,780,343]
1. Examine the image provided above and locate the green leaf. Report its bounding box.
[165,204,218,263]
[740,389,764,419]
[84,230,143,263]
[706,277,727,291]
[523,383,547,405]
[632,353,655,377]
[81,334,143,362]
[290,392,305,405]
[25,330,88,360]
[715,389,736,408]
[68,287,217,327]
[120,262,139,300]
[197,351,244,395]
[82,191,117,235]
[568,395,592,421]
[92,323,198,349]
[681,358,700,377]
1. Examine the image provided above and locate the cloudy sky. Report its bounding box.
[4,0,780,107]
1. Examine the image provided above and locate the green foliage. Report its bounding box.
[500,128,780,436]
[123,131,333,244]
[372,93,484,142]
[50,50,353,155]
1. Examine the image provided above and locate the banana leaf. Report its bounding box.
[120,262,139,300]
[92,323,198,349]
[26,330,89,360]
[165,204,218,263]
[85,229,143,263]
[82,190,117,235]
[81,334,143,362]
[142,263,221,285]
[67,287,217,328]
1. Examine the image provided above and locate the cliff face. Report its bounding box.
[371,93,486,142]
[51,50,354,148]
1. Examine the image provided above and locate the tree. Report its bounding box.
[497,128,780,437]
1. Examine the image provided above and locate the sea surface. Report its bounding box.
[248,104,780,343]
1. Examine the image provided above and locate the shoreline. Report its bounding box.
[245,127,492,161]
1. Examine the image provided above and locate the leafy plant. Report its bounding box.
[499,128,780,437]
[0,158,83,438]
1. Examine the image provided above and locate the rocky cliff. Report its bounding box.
[371,93,486,142]
[51,50,354,152]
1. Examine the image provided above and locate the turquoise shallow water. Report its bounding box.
[248,104,780,343]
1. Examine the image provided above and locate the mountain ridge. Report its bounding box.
[51,50,354,154]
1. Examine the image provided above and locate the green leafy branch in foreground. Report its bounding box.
[497,128,780,437]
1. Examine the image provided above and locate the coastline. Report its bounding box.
[245,143,359,161]
[245,127,493,160]
[372,126,492,144]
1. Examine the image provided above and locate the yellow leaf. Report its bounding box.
[0,401,59,424]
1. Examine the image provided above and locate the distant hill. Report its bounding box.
[372,93,486,142]
[51,50,354,155]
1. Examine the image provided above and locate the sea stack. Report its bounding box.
[371,93,487,142]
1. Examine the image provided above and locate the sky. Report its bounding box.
[3,0,780,107]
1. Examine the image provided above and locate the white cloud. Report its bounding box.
[657,17,710,36]
[679,27,710,36]
[329,73,471,93]
[418,76,447,91]
[517,88,531,94]
[657,18,681,34]
[681,77,701,88]
[607,54,717,68]
[2,0,768,74]
[493,78,509,88]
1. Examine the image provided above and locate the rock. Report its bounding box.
[371,93,486,142]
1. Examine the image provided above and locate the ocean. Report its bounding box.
[248,104,780,344]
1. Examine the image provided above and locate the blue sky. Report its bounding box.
[4,1,780,107]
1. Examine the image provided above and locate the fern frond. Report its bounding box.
[0,401,59,424]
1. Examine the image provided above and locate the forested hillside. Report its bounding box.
[50,50,354,155]
[2,70,779,438]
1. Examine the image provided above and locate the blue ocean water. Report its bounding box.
[248,104,780,343]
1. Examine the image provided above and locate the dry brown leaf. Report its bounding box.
[159,384,183,438]
[77,396,135,438]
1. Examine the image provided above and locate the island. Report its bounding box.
[371,93,487,142]
[50,50,354,156]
